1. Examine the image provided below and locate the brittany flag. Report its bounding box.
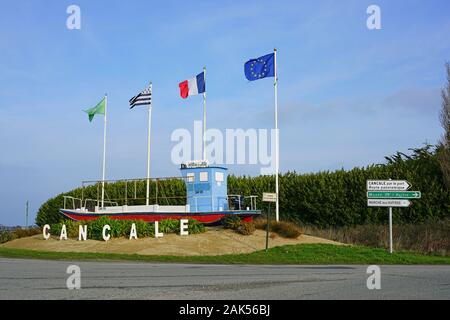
[178,71,205,99]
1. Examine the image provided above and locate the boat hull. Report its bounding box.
[59,209,260,225]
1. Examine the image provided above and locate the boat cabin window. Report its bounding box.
[187,173,195,182]
[215,172,224,182]
[199,171,208,182]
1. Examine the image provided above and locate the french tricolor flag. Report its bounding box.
[179,72,205,99]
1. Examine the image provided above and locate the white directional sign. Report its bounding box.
[262,193,277,202]
[366,179,418,255]
[367,199,411,207]
[366,180,411,191]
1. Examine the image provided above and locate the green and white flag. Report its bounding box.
[84,97,106,122]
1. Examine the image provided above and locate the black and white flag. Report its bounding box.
[129,85,152,109]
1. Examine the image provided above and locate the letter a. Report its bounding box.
[366,5,381,30]
[60,224,68,240]
[129,223,138,240]
[66,5,81,30]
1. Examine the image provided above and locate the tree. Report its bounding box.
[437,62,450,189]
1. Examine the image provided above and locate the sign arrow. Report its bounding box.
[367,180,411,191]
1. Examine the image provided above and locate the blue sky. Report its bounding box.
[0,0,449,225]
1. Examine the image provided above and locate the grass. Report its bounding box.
[0,244,449,265]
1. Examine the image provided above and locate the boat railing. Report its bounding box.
[227,195,258,211]
[74,176,188,208]
[63,196,83,210]
[83,198,119,208]
[64,176,258,212]
[63,196,120,210]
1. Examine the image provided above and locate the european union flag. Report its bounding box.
[244,53,275,81]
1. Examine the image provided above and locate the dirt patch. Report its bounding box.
[0,227,342,256]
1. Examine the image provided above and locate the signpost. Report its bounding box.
[366,179,421,254]
[263,193,277,252]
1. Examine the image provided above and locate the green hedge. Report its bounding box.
[228,145,449,227]
[36,145,449,228]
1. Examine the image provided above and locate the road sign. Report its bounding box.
[367,191,421,199]
[366,179,419,255]
[262,192,277,202]
[367,199,411,207]
[366,180,410,191]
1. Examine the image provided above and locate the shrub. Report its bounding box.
[87,217,112,240]
[50,223,63,237]
[108,219,126,238]
[270,221,302,239]
[253,218,302,239]
[158,219,179,233]
[221,215,242,230]
[0,227,42,243]
[11,227,41,238]
[119,220,154,238]
[186,219,206,234]
[253,217,268,230]
[0,230,13,243]
[237,222,256,235]
[66,220,81,238]
[134,220,155,238]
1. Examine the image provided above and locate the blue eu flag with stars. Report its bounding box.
[244,53,275,81]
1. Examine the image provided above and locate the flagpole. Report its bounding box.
[146,82,153,206]
[202,67,207,161]
[274,48,279,222]
[101,94,108,208]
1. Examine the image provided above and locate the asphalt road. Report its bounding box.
[0,258,449,299]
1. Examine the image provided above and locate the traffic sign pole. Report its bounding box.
[388,178,392,254]
[389,206,393,254]
[263,192,276,253]
[266,202,271,253]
